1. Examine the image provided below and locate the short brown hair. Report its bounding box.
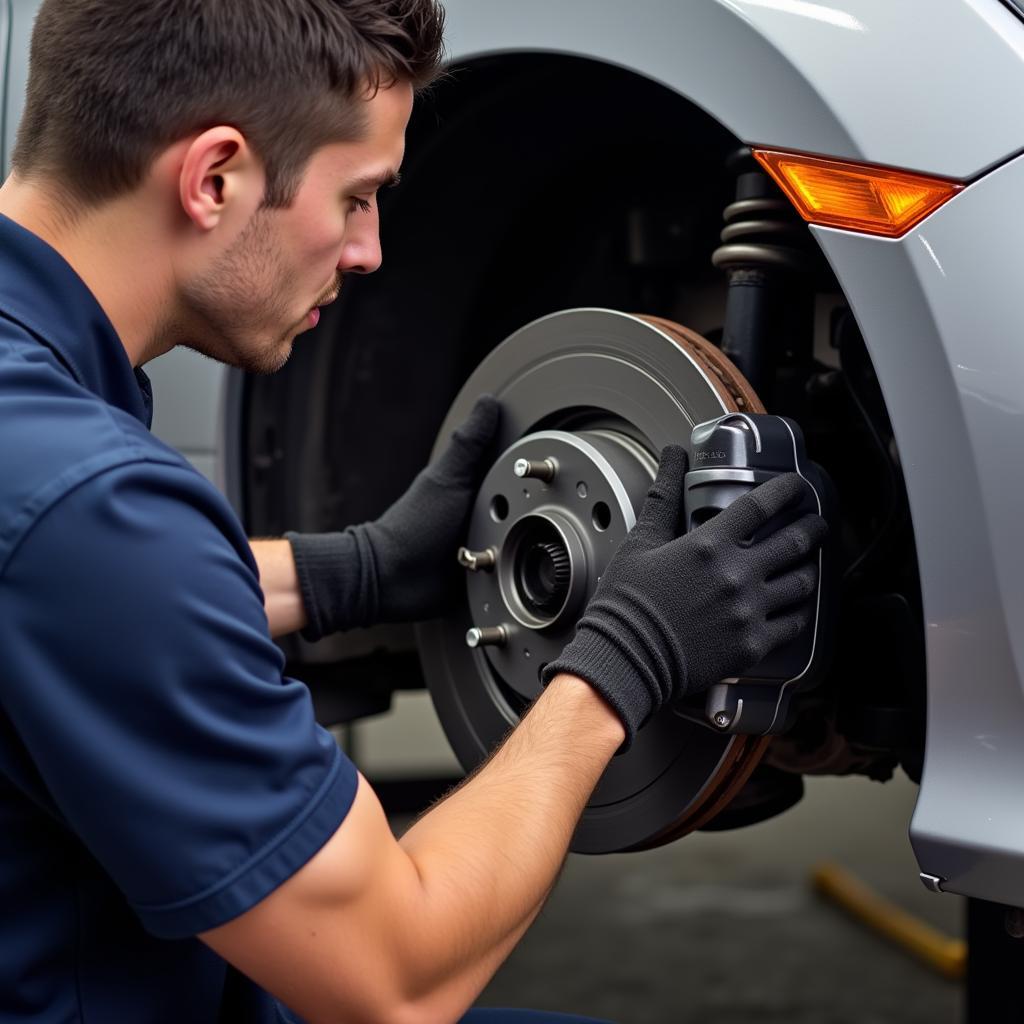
[12,0,445,208]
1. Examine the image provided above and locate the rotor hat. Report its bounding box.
[464,429,651,702]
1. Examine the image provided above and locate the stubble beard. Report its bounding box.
[172,210,304,375]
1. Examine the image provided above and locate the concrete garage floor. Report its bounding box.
[361,694,965,1023]
[474,774,964,1023]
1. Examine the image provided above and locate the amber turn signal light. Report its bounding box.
[752,149,964,238]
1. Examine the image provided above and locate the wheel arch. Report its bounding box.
[441,0,1024,181]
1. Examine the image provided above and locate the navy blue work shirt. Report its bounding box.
[0,214,358,1022]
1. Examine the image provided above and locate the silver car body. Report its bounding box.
[4,0,1024,904]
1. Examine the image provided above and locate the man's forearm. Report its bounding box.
[249,539,307,638]
[394,673,625,1018]
[200,672,626,1022]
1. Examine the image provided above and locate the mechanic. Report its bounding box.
[0,1,827,1022]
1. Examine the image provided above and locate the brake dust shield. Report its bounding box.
[415,309,769,853]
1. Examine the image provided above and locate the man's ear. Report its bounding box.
[178,126,264,231]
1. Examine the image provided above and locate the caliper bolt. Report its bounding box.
[466,625,508,649]
[513,458,556,483]
[458,546,497,572]
[712,711,733,729]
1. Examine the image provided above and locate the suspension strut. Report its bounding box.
[711,148,816,398]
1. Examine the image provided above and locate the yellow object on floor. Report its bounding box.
[812,862,966,981]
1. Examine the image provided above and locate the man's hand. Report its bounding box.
[542,445,828,745]
[286,396,500,639]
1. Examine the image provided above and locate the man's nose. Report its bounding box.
[339,220,383,275]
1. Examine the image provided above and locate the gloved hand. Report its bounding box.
[541,445,827,746]
[286,395,500,640]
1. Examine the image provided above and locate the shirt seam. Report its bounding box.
[0,306,89,387]
[1,328,150,437]
[0,445,187,580]
[0,336,188,578]
[131,743,345,918]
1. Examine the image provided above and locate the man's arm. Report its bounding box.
[228,456,826,1023]
[250,539,307,638]
[201,673,625,1024]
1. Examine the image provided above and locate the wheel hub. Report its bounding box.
[462,428,655,703]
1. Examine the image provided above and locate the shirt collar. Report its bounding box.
[0,213,153,428]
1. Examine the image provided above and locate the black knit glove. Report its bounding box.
[541,445,827,745]
[286,396,500,640]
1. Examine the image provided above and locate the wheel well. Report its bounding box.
[241,53,926,789]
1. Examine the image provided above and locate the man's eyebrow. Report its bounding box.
[347,169,402,192]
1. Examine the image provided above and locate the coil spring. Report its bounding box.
[711,151,814,276]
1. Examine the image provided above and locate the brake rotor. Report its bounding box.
[416,308,770,853]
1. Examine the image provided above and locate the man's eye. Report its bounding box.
[350,197,373,214]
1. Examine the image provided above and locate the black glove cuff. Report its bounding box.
[541,627,663,750]
[285,527,379,641]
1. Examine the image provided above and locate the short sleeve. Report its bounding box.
[0,457,358,939]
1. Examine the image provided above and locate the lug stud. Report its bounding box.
[466,625,508,649]
[458,546,497,572]
[513,458,556,483]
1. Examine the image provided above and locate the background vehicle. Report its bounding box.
[6,0,1024,1009]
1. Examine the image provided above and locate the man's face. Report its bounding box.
[175,81,413,374]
